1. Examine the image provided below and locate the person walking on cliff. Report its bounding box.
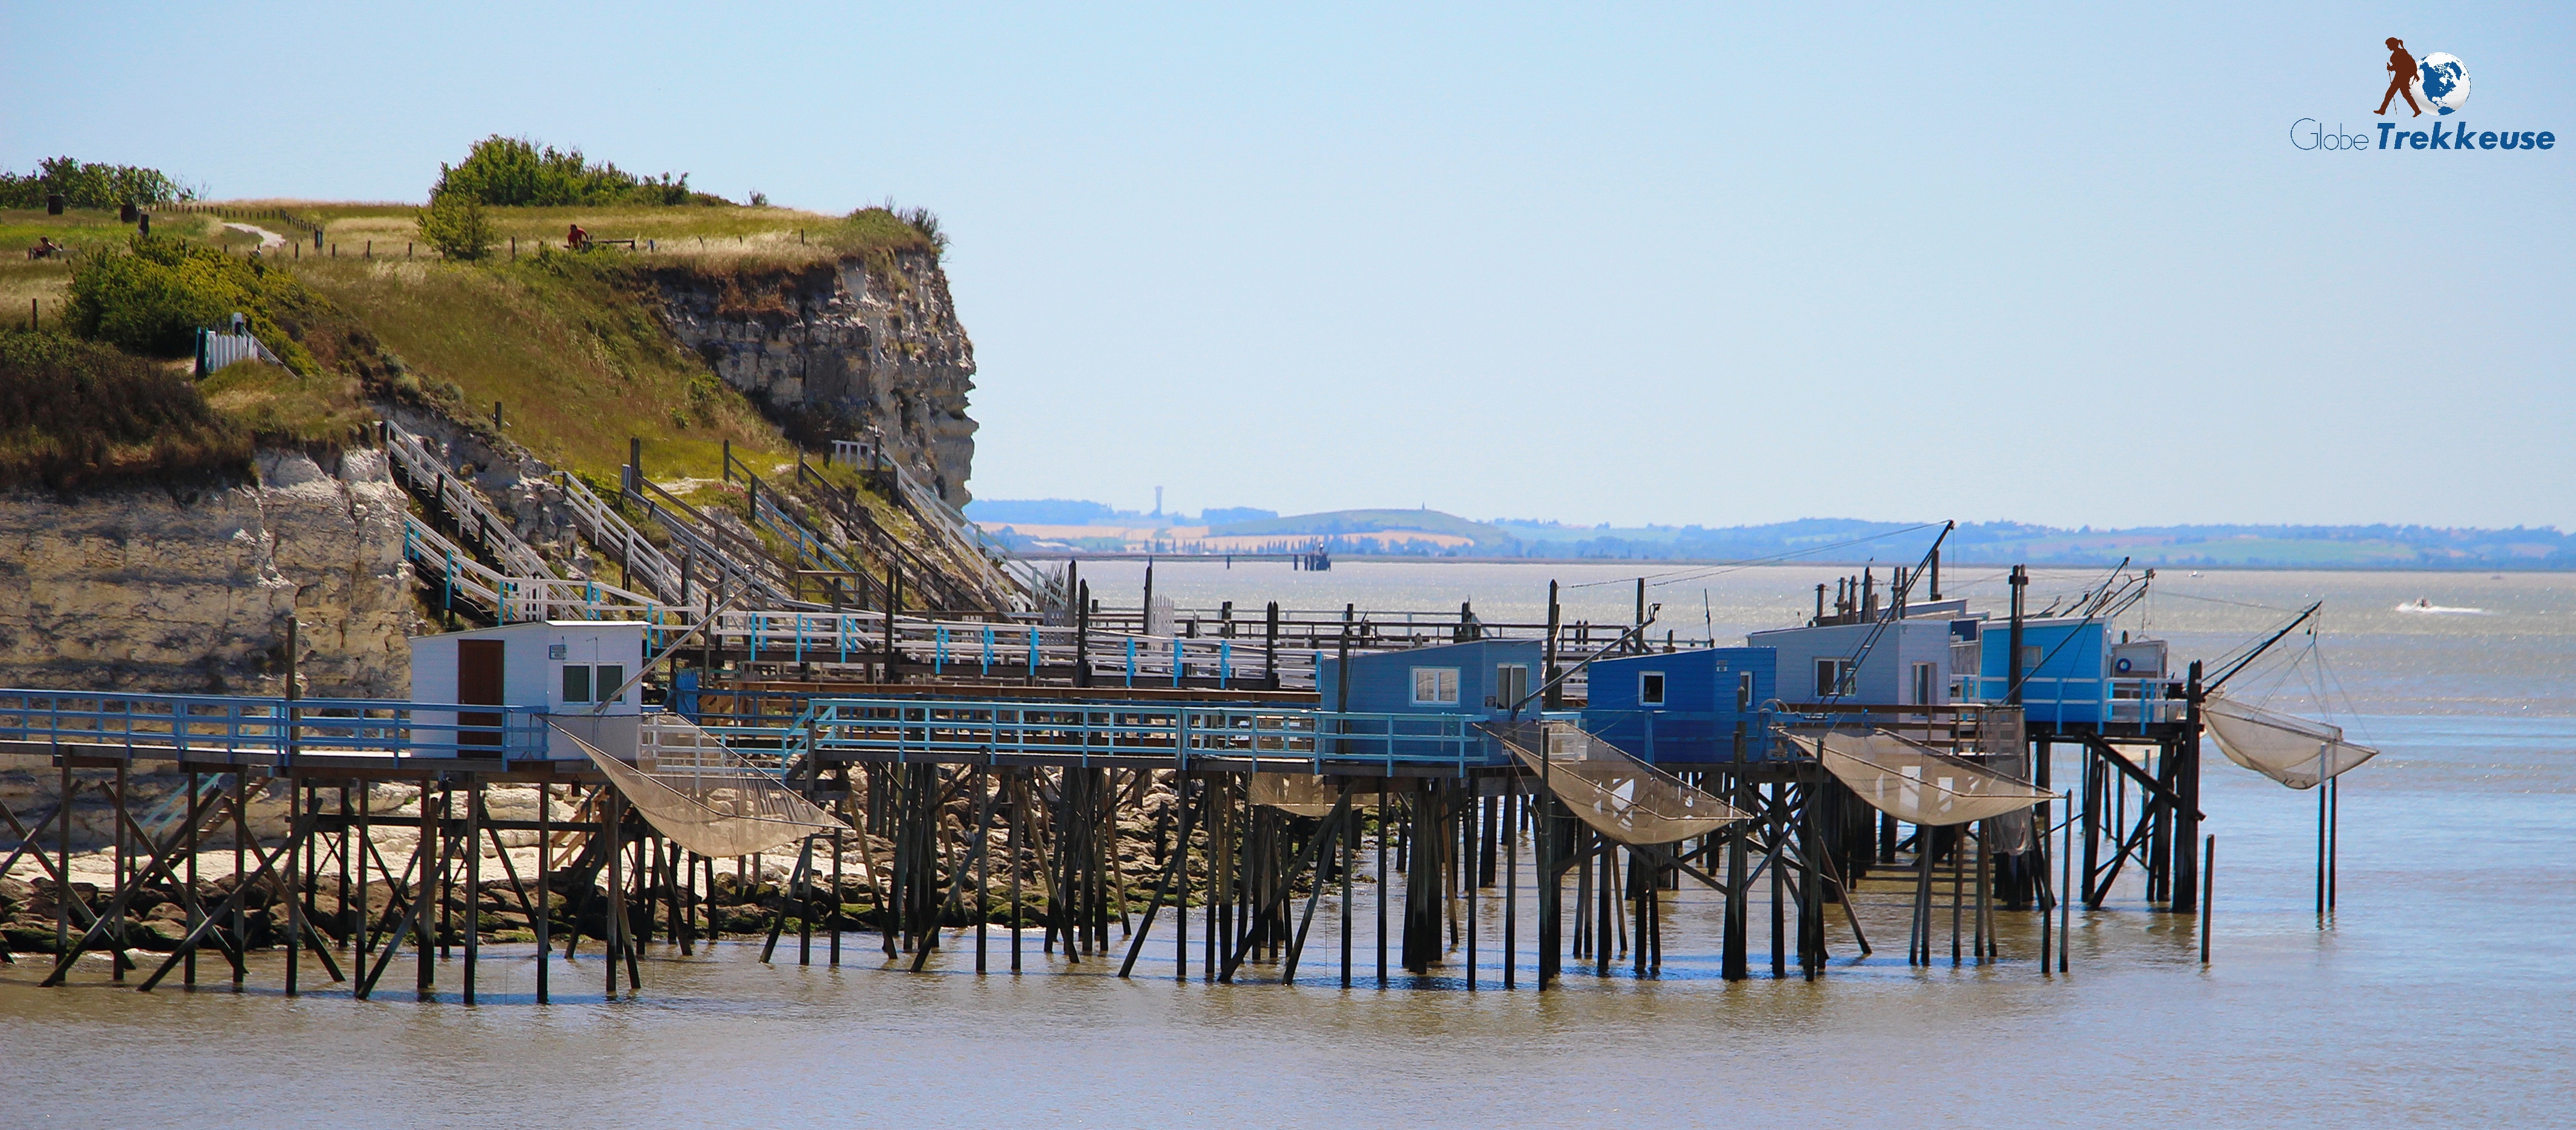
[2376,37,2422,116]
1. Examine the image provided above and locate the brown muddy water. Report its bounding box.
[5,567,2572,1126]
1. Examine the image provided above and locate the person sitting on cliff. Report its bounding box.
[567,223,592,251]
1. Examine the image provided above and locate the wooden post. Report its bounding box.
[1204,779,1220,982]
[1376,780,1389,985]
[1339,783,1355,988]
[414,776,435,997]
[1538,762,1559,988]
[437,782,455,963]
[2174,660,2204,914]
[1769,783,1787,977]
[1265,602,1280,690]
[1543,582,1563,709]
[183,769,200,987]
[536,782,551,1004]
[1503,782,1518,989]
[1463,791,1477,990]
[1009,772,1022,973]
[2040,798,2053,972]
[2060,790,2073,973]
[884,566,903,684]
[2201,834,2214,964]
[605,790,623,998]
[1074,582,1092,688]
[2329,774,2339,912]
[1724,773,1747,979]
[463,775,480,1005]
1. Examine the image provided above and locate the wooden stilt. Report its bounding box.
[1340,782,1355,988]
[1770,784,1786,979]
[605,790,623,998]
[1724,773,1747,980]
[184,769,201,988]
[1503,783,1518,990]
[536,782,551,1004]
[111,761,128,984]
[1376,780,1389,984]
[415,777,436,997]
[462,775,480,1004]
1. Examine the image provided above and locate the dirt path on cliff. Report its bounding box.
[222,222,286,249]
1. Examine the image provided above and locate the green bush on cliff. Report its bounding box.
[62,237,323,370]
[0,156,195,209]
[431,135,727,207]
[416,191,495,261]
[845,204,944,255]
[0,329,252,488]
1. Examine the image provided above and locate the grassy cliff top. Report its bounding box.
[181,199,938,271]
[0,199,935,488]
[289,249,799,483]
[3,199,938,329]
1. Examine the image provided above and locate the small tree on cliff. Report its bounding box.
[417,191,494,261]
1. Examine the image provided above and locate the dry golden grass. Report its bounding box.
[0,207,233,327]
[0,328,253,488]
[199,359,373,450]
[291,250,798,482]
[202,199,930,273]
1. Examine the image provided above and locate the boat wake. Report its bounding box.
[2395,601,2488,615]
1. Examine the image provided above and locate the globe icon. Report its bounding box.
[2419,52,2470,115]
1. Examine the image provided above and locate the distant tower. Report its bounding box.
[1154,486,1164,518]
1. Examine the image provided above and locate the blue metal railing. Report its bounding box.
[788,697,1494,776]
[1577,709,1786,763]
[1954,675,2184,726]
[0,689,551,762]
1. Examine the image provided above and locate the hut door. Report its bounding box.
[458,639,505,747]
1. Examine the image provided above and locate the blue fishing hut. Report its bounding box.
[1581,647,1779,764]
[1962,617,2174,727]
[1318,638,1544,719]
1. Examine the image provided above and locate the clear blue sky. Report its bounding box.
[11,3,2571,529]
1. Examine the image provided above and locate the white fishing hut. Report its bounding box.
[409,621,650,758]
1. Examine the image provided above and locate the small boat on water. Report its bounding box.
[2396,598,2487,614]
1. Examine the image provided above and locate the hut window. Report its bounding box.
[596,665,625,704]
[1411,667,1460,706]
[1814,658,1855,698]
[1912,662,1936,706]
[1638,672,1666,706]
[561,665,593,703]
[1737,671,1755,712]
[1493,664,1528,710]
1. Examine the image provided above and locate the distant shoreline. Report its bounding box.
[1012,553,2566,573]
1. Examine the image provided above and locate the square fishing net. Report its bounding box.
[2203,692,2379,790]
[559,714,850,859]
[1790,729,2052,828]
[1481,720,1746,846]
